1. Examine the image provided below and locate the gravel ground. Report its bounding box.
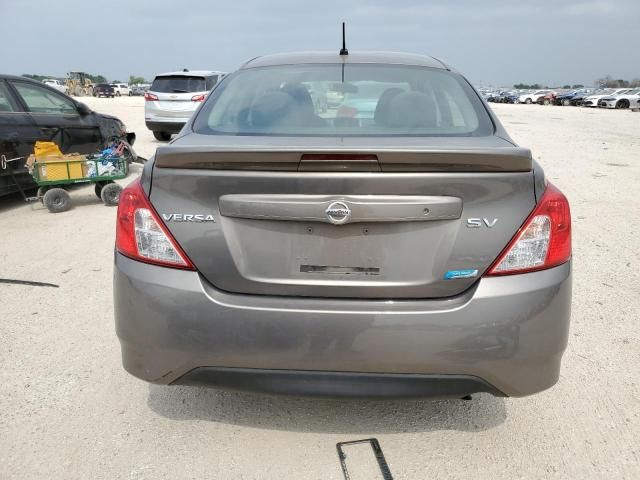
[1,97,639,479]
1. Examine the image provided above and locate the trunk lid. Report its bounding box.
[149,135,536,299]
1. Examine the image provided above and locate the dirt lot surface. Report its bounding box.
[1,97,639,479]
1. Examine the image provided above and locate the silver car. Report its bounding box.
[115,51,572,398]
[144,69,225,141]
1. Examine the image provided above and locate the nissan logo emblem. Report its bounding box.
[325,201,351,225]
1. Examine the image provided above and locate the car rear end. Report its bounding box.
[115,54,572,398]
[144,72,222,137]
[95,84,114,98]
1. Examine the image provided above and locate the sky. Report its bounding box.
[1,0,638,87]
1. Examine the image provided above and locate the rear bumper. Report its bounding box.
[145,120,186,133]
[176,368,504,398]
[114,254,572,397]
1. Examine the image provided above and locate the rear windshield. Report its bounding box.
[151,75,206,93]
[192,64,493,137]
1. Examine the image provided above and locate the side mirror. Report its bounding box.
[76,102,91,116]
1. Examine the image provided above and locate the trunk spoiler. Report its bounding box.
[154,145,532,172]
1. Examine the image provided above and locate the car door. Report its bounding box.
[8,80,102,154]
[0,79,42,195]
[0,80,36,160]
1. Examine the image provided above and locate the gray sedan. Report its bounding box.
[113,51,572,398]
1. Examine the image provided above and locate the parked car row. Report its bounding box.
[481,87,640,110]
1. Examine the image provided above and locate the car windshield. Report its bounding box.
[151,75,206,93]
[193,64,492,137]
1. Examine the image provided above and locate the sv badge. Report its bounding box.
[466,217,498,228]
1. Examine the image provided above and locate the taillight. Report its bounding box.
[191,94,205,102]
[486,183,571,276]
[144,92,158,101]
[116,179,194,270]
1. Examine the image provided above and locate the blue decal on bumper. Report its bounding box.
[444,269,479,280]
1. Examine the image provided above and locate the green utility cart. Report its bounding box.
[31,155,128,213]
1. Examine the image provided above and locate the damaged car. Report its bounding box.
[0,74,136,197]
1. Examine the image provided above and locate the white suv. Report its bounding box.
[42,79,67,94]
[144,70,225,141]
[111,83,131,97]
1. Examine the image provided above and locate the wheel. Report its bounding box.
[616,100,629,109]
[116,91,121,97]
[153,131,172,141]
[525,98,532,104]
[43,188,71,213]
[543,98,551,105]
[563,99,571,106]
[94,181,114,198]
[86,86,93,97]
[128,91,133,96]
[74,85,82,96]
[100,182,122,206]
[94,91,98,97]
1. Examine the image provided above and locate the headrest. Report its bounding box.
[385,91,438,129]
[374,87,404,125]
[250,91,294,126]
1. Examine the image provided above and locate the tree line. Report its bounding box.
[513,83,585,90]
[514,77,640,90]
[595,76,640,88]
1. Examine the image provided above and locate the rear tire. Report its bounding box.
[525,98,532,104]
[94,180,114,198]
[101,182,122,206]
[116,92,121,97]
[43,188,71,213]
[153,131,172,141]
[543,98,551,105]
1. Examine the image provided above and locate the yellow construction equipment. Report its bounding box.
[65,71,94,97]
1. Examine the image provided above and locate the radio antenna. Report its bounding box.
[339,22,348,55]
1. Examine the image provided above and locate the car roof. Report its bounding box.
[0,74,45,82]
[241,51,451,70]
[154,70,226,77]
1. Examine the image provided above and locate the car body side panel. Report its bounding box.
[114,253,571,397]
